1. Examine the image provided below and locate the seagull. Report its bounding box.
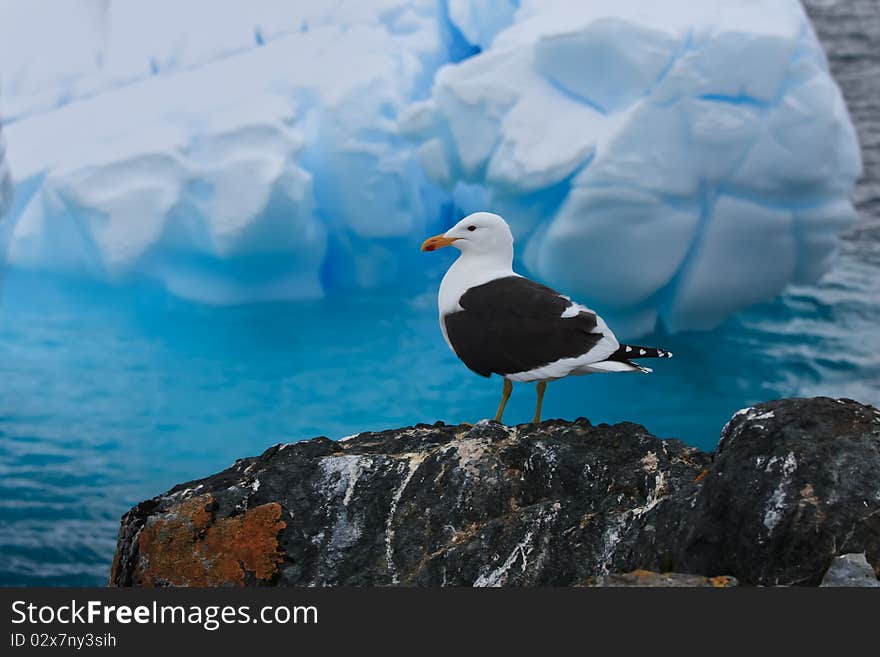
[421,212,672,424]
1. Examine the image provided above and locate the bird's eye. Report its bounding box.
[467,225,476,232]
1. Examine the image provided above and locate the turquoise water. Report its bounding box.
[0,232,878,585]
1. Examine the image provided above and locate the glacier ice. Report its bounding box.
[0,121,11,219]
[408,0,862,332]
[1,0,455,301]
[0,0,862,334]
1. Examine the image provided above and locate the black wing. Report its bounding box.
[443,276,603,377]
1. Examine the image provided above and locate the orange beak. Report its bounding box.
[420,234,459,252]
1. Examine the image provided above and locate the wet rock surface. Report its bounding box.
[110,397,880,587]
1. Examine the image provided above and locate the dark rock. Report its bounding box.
[675,397,880,586]
[820,554,880,587]
[110,397,880,587]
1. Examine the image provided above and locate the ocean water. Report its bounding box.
[1,0,878,586]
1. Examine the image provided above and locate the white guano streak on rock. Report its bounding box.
[318,455,374,554]
[319,454,373,506]
[532,440,558,477]
[474,501,562,587]
[473,531,535,587]
[451,435,492,479]
[446,434,496,510]
[720,406,752,445]
[166,483,204,501]
[598,463,669,573]
[599,514,628,575]
[385,452,426,584]
[763,452,798,534]
[722,406,778,445]
[632,469,668,519]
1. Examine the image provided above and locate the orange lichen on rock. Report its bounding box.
[585,570,739,587]
[709,575,735,588]
[135,493,286,586]
[108,549,121,585]
[203,503,287,582]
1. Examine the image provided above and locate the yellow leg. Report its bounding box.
[532,381,547,424]
[494,378,513,423]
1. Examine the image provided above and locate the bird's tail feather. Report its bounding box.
[610,344,673,360]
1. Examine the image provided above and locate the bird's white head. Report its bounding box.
[421,212,514,264]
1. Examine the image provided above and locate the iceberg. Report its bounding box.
[0,121,11,218]
[1,0,458,302]
[407,0,862,333]
[0,0,862,333]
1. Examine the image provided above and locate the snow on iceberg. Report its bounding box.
[0,120,11,219]
[2,0,458,302]
[409,0,861,333]
[0,0,862,333]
